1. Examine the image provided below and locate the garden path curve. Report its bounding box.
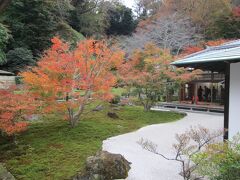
[102,112,223,180]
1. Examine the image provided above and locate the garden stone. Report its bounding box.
[92,105,104,112]
[107,112,119,119]
[72,151,131,180]
[0,164,15,180]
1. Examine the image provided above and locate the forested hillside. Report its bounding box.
[0,0,136,73]
[0,0,240,73]
[121,0,240,54]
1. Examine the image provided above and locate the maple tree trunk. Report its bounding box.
[68,90,90,128]
[7,134,18,145]
[67,108,80,128]
[69,111,82,128]
[70,115,80,128]
[69,103,86,128]
[178,86,182,103]
[144,103,151,111]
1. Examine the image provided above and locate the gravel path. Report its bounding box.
[102,112,223,180]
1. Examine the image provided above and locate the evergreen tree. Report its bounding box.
[69,0,108,37]
[106,3,136,36]
[2,0,57,56]
[0,23,10,65]
[206,7,240,39]
[4,48,34,73]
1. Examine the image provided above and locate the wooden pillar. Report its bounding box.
[211,71,214,104]
[194,83,198,104]
[178,85,182,103]
[224,63,230,140]
[181,84,184,102]
[182,84,185,102]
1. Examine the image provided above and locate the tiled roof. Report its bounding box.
[172,40,240,66]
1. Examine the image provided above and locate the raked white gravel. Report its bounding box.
[102,112,223,180]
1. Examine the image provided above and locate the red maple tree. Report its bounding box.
[22,37,124,127]
[0,86,36,136]
[119,43,198,110]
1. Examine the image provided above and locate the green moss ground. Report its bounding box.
[0,106,184,180]
[111,88,127,96]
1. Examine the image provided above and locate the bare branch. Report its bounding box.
[120,13,202,55]
[137,126,223,180]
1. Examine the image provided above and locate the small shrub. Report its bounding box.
[193,134,240,180]
[6,48,35,72]
[121,92,129,97]
[138,126,223,180]
[0,87,37,139]
[15,76,23,85]
[110,95,121,104]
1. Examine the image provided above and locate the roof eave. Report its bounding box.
[171,57,240,67]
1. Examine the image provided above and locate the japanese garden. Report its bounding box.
[0,0,240,180]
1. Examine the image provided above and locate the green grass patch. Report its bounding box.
[0,106,184,180]
[111,88,127,96]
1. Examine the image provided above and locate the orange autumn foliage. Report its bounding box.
[205,39,231,47]
[119,43,198,110]
[22,37,124,127]
[182,39,232,56]
[233,6,240,17]
[0,86,36,136]
[163,0,232,27]
[182,46,204,56]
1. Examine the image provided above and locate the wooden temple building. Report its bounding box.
[172,39,240,139]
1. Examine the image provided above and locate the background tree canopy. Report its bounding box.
[2,0,57,56]
[119,0,240,54]
[106,2,137,36]
[0,0,137,72]
[0,23,10,65]
[4,48,34,73]
[0,0,239,73]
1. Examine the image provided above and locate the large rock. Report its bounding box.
[92,105,104,112]
[107,112,119,119]
[0,164,15,180]
[73,151,131,180]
